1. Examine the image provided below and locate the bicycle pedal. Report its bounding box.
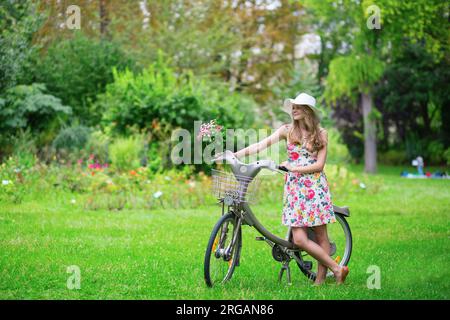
[303,261,313,271]
[255,236,266,241]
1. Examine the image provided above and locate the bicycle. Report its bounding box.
[203,150,352,287]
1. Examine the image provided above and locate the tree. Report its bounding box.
[34,0,113,46]
[0,0,44,93]
[31,33,134,125]
[375,43,450,159]
[107,0,308,103]
[305,0,449,173]
[326,54,384,173]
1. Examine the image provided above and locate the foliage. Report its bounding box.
[426,141,445,165]
[32,32,135,125]
[99,54,256,135]
[0,83,72,151]
[0,0,448,177]
[81,166,209,211]
[110,0,306,101]
[98,54,257,172]
[372,0,449,61]
[108,136,143,172]
[404,131,427,163]
[0,178,25,204]
[84,130,111,165]
[52,125,91,152]
[377,150,407,165]
[306,0,449,169]
[375,43,450,149]
[326,128,351,164]
[0,156,31,204]
[325,54,385,102]
[146,142,163,174]
[305,0,449,64]
[0,128,37,166]
[444,148,450,166]
[0,0,44,92]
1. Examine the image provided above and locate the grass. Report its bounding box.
[0,165,449,299]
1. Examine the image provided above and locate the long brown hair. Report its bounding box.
[287,105,325,153]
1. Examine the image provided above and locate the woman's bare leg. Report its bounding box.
[312,225,330,285]
[292,226,349,285]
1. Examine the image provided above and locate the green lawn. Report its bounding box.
[1,165,449,299]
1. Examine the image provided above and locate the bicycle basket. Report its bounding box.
[211,169,260,204]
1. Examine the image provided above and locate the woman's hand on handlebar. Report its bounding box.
[279,161,293,172]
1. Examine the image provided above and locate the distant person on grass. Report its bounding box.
[234,93,349,285]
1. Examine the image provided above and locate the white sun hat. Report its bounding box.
[282,93,321,118]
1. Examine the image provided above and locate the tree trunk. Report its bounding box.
[99,0,110,38]
[442,97,450,147]
[362,91,377,173]
[420,102,431,133]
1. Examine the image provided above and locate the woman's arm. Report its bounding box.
[234,124,289,159]
[289,129,328,174]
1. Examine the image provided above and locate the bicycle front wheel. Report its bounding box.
[204,213,242,287]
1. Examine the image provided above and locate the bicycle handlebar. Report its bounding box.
[212,150,288,174]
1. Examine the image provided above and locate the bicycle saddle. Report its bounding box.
[333,205,350,217]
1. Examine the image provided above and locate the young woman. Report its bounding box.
[234,93,349,285]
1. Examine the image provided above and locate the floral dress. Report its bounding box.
[281,138,336,227]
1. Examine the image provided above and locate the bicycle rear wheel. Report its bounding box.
[204,213,242,287]
[294,213,352,281]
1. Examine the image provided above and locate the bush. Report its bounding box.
[326,127,351,164]
[80,165,211,211]
[0,178,25,204]
[444,148,450,166]
[52,125,91,151]
[0,156,30,204]
[404,131,426,161]
[98,54,257,135]
[378,149,407,165]
[84,130,111,164]
[33,33,135,125]
[146,142,163,174]
[2,129,37,168]
[0,83,72,153]
[109,136,143,172]
[426,141,445,165]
